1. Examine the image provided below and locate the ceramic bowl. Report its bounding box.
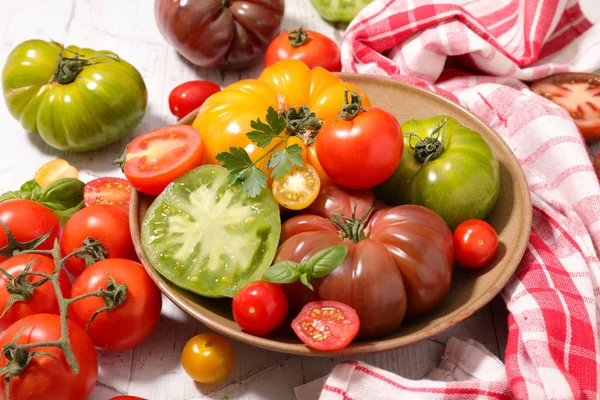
[130,73,531,356]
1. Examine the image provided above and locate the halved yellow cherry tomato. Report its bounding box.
[181,333,235,384]
[272,164,321,210]
[34,158,78,188]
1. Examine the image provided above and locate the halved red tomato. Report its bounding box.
[291,300,360,351]
[84,177,132,211]
[531,72,600,140]
[119,125,204,195]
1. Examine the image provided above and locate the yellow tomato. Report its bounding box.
[34,158,78,188]
[192,60,371,175]
[272,164,321,210]
[181,333,235,384]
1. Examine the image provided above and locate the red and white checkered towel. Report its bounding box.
[320,1,600,399]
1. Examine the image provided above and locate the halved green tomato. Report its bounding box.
[141,165,281,298]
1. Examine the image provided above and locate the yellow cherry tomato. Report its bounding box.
[192,59,370,176]
[272,164,321,210]
[181,333,235,384]
[34,158,78,188]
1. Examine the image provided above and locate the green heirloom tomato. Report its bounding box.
[2,40,147,152]
[375,116,500,229]
[310,0,373,22]
[141,165,281,298]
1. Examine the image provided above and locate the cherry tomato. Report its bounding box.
[316,104,403,189]
[70,258,162,352]
[60,205,135,277]
[0,200,60,263]
[34,158,78,188]
[292,300,360,351]
[121,125,204,196]
[84,177,132,211]
[0,314,98,400]
[531,72,600,140]
[272,165,321,210]
[169,80,221,120]
[0,254,71,332]
[264,27,341,72]
[453,219,499,269]
[232,281,288,336]
[181,333,235,384]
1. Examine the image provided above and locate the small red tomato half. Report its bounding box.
[264,27,341,72]
[292,300,360,351]
[453,219,499,269]
[60,205,136,277]
[120,125,204,196]
[232,281,288,336]
[84,177,132,211]
[316,97,403,190]
[169,80,221,119]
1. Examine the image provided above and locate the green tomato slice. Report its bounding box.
[141,165,281,298]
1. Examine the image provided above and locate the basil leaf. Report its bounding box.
[0,191,22,202]
[39,178,85,209]
[262,261,302,284]
[304,245,348,279]
[0,180,42,202]
[299,273,314,291]
[20,180,41,193]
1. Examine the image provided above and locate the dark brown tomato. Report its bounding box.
[154,0,284,69]
[305,184,375,220]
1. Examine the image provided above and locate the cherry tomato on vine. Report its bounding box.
[181,333,235,384]
[316,93,403,189]
[70,258,162,352]
[0,314,98,400]
[34,158,78,188]
[232,281,288,336]
[453,219,499,269]
[0,254,71,332]
[264,27,341,72]
[60,205,135,277]
[272,165,321,210]
[169,80,221,119]
[292,300,360,351]
[119,125,205,196]
[0,200,60,263]
[84,177,132,211]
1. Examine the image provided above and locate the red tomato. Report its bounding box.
[0,314,98,400]
[70,259,162,352]
[264,28,341,72]
[291,300,360,351]
[232,281,288,336]
[169,80,221,120]
[453,219,499,269]
[0,200,60,262]
[0,254,71,332]
[121,125,205,196]
[316,106,403,189]
[60,205,135,277]
[530,72,600,140]
[84,177,132,211]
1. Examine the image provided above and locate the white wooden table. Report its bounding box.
[1,1,599,399]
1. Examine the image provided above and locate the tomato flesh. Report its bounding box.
[292,300,360,350]
[181,333,235,384]
[531,73,600,140]
[123,125,204,196]
[272,165,321,210]
[35,158,78,188]
[84,177,132,211]
[169,80,221,120]
[453,219,499,269]
[232,281,288,336]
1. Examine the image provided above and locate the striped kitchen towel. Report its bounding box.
[321,0,600,399]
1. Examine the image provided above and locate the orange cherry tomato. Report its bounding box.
[181,333,235,384]
[272,164,321,210]
[34,158,78,188]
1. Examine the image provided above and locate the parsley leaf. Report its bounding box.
[267,144,304,179]
[242,167,268,198]
[216,147,253,171]
[247,106,286,147]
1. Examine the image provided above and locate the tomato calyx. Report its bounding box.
[338,90,365,120]
[0,221,54,260]
[75,278,128,330]
[53,45,120,85]
[288,27,309,48]
[330,203,374,243]
[283,106,322,145]
[0,259,46,318]
[408,118,447,164]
